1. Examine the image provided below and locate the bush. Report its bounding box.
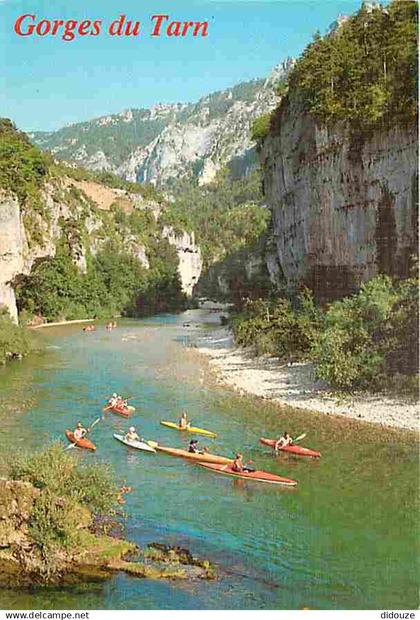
[9,443,118,516]
[232,274,419,394]
[233,290,322,359]
[250,113,271,142]
[7,443,119,578]
[0,306,34,364]
[312,274,419,391]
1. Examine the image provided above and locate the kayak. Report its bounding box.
[199,463,297,487]
[113,433,156,453]
[65,430,96,452]
[152,443,232,465]
[103,404,135,417]
[160,421,217,438]
[259,437,321,458]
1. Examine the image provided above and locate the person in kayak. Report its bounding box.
[179,412,189,429]
[125,426,140,442]
[188,439,199,453]
[73,422,88,441]
[275,432,293,452]
[108,393,118,406]
[232,453,255,473]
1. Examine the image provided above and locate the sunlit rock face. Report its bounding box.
[260,98,418,301]
[0,193,26,322]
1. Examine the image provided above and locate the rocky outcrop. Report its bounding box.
[194,234,272,303]
[0,478,216,586]
[0,193,25,322]
[260,99,418,299]
[163,228,202,296]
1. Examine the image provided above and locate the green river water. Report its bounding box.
[0,310,418,610]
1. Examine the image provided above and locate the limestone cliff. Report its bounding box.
[260,100,418,299]
[0,178,201,322]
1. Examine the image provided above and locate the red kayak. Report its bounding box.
[103,404,135,418]
[199,462,297,487]
[260,437,321,458]
[65,430,96,451]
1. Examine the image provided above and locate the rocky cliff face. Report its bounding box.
[31,60,294,187]
[260,99,418,299]
[0,179,201,322]
[0,193,26,322]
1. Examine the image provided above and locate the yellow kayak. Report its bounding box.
[160,421,217,438]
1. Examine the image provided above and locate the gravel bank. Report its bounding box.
[196,328,419,432]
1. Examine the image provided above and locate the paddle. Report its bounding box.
[147,440,158,449]
[293,433,306,443]
[65,417,102,450]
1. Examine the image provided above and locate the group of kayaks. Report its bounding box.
[64,402,321,488]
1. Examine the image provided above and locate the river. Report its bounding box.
[0,310,418,610]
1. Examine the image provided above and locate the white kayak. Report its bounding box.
[113,433,156,453]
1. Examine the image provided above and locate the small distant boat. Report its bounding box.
[65,430,96,451]
[160,421,217,438]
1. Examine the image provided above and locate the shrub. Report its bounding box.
[0,306,34,364]
[10,443,118,517]
[250,113,271,142]
[232,289,321,359]
[312,274,419,391]
[7,443,119,578]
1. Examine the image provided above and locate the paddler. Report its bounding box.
[179,412,189,429]
[125,426,140,442]
[275,431,293,452]
[73,422,88,441]
[232,453,255,473]
[188,439,208,454]
[108,393,118,407]
[188,439,201,454]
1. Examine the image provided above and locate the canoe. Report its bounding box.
[199,463,297,487]
[103,404,135,417]
[260,437,321,458]
[65,430,96,452]
[153,443,232,465]
[113,433,156,453]
[160,421,217,438]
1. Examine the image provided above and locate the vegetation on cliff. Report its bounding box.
[232,272,419,393]
[286,0,417,125]
[250,0,418,142]
[163,169,270,267]
[0,120,188,322]
[16,240,186,322]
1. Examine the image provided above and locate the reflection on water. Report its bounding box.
[0,311,418,610]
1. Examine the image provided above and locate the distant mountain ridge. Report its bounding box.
[31,58,294,186]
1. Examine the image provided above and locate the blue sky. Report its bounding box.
[0,0,362,131]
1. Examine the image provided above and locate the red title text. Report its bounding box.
[14,14,209,41]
